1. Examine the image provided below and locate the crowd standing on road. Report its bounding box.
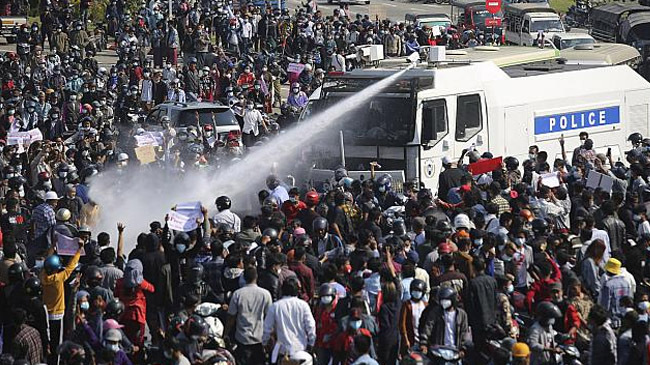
[0,0,650,365]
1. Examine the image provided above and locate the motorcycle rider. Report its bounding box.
[419,287,471,357]
[527,301,562,365]
[213,196,241,233]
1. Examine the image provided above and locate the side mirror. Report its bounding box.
[564,25,571,32]
[522,27,529,33]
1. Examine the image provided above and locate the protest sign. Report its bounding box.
[135,145,157,165]
[468,157,502,176]
[540,172,561,188]
[586,170,613,193]
[287,62,305,74]
[55,232,85,256]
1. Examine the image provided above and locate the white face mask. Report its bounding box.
[320,296,333,305]
[514,237,526,246]
[440,299,452,309]
[506,284,514,294]
[411,291,423,300]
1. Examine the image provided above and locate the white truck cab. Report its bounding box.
[504,3,566,46]
[301,61,650,189]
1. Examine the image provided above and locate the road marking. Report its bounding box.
[385,3,397,6]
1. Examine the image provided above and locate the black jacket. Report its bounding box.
[258,269,281,301]
[419,304,471,349]
[467,273,498,331]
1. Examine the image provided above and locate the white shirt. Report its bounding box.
[591,228,612,262]
[141,79,153,102]
[212,209,241,232]
[241,21,253,39]
[411,300,426,343]
[443,309,457,347]
[269,185,290,205]
[168,88,186,103]
[331,54,345,71]
[242,109,263,136]
[638,220,650,237]
[263,296,316,359]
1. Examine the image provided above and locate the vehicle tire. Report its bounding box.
[6,37,15,43]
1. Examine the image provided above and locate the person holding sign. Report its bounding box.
[41,237,84,365]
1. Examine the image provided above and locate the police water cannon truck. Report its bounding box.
[301,60,650,190]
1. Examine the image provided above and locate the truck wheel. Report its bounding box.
[6,37,15,43]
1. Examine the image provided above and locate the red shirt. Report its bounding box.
[115,278,154,324]
[282,201,307,222]
[316,303,339,348]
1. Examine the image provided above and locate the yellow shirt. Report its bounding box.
[41,251,81,316]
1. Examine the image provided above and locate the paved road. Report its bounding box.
[300,0,453,22]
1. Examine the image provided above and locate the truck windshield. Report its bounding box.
[420,20,451,28]
[531,19,563,32]
[560,37,595,49]
[177,108,239,127]
[323,95,415,146]
[473,10,501,26]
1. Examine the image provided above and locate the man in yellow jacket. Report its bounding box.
[41,238,83,364]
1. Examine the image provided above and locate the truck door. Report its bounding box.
[454,92,488,158]
[522,19,530,45]
[419,97,452,189]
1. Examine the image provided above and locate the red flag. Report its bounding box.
[468,157,503,176]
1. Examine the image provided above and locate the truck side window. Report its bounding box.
[523,19,530,33]
[455,94,482,142]
[422,99,448,144]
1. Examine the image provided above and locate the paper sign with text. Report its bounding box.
[135,145,157,164]
[55,232,85,256]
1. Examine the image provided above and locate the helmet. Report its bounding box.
[8,176,27,190]
[319,283,337,298]
[376,174,392,191]
[186,263,204,284]
[266,174,280,190]
[410,279,427,293]
[117,153,129,162]
[504,156,519,171]
[24,277,42,297]
[56,208,72,222]
[436,220,453,234]
[519,209,534,222]
[512,343,530,358]
[629,132,643,145]
[289,351,313,365]
[8,262,25,283]
[263,196,279,208]
[536,301,562,319]
[215,196,231,211]
[291,82,300,89]
[531,218,549,236]
[84,265,103,286]
[305,191,320,206]
[174,232,191,247]
[339,177,354,189]
[185,315,208,338]
[313,217,328,231]
[262,228,279,241]
[105,299,125,319]
[44,255,63,274]
[453,213,471,230]
[38,171,51,181]
[3,165,15,179]
[334,167,348,181]
[438,286,457,301]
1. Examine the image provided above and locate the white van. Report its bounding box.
[504,3,566,46]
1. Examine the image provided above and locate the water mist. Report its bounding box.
[89,66,414,251]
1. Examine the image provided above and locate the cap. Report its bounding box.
[103,319,124,330]
[438,242,452,254]
[104,328,122,342]
[453,214,472,230]
[549,282,562,292]
[605,258,622,275]
[44,191,59,200]
[293,227,306,237]
[441,156,452,165]
[512,342,530,358]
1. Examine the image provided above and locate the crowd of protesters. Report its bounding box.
[0,0,649,365]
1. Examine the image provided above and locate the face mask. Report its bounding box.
[378,186,386,193]
[528,153,536,160]
[176,244,186,253]
[247,105,254,110]
[634,215,642,222]
[640,314,649,322]
[514,237,525,246]
[28,107,35,113]
[547,318,556,327]
[349,320,362,330]
[35,259,44,268]
[51,114,59,119]
[292,88,299,94]
[411,291,423,300]
[80,301,90,311]
[507,284,514,294]
[321,296,333,305]
[501,254,512,262]
[59,171,67,178]
[473,239,483,246]
[144,72,151,77]
[440,299,452,309]
[107,343,120,352]
[8,110,15,115]
[42,181,52,190]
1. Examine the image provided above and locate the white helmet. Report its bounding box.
[304,63,313,72]
[98,67,107,75]
[117,153,129,162]
[290,351,313,365]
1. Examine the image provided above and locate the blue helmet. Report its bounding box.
[376,174,392,192]
[44,254,62,274]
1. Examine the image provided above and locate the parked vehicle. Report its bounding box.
[504,3,566,46]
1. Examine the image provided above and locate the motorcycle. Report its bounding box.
[194,302,236,365]
[427,345,462,365]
